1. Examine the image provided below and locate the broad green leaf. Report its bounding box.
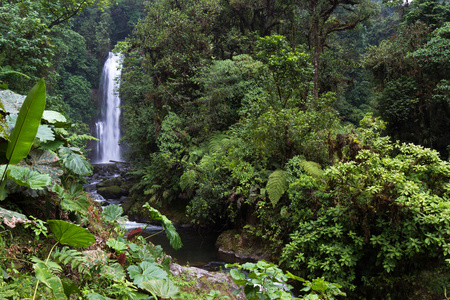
[34,261,53,283]
[61,197,90,216]
[0,178,8,200]
[229,268,247,285]
[5,113,17,132]
[85,294,115,300]
[47,220,95,248]
[8,165,52,189]
[36,124,55,143]
[58,147,92,176]
[106,238,128,253]
[144,204,183,250]
[47,276,68,300]
[6,78,46,164]
[102,204,125,223]
[127,261,168,285]
[55,183,90,216]
[42,110,68,126]
[25,149,63,184]
[138,278,180,299]
[34,260,67,300]
[40,140,65,151]
[61,278,80,298]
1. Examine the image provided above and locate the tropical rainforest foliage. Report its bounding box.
[1,0,450,299]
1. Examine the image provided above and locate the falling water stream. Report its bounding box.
[91,52,122,163]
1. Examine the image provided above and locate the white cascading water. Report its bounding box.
[92,52,122,163]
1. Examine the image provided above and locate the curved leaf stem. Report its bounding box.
[32,241,59,300]
[143,229,165,240]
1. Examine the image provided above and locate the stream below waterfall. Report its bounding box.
[85,164,241,270]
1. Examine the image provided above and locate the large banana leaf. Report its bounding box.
[6,78,46,164]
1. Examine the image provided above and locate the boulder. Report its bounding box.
[96,177,123,188]
[97,185,123,199]
[216,230,271,262]
[170,263,245,299]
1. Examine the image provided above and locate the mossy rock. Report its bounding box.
[120,181,134,196]
[216,229,270,261]
[97,185,123,199]
[96,177,124,188]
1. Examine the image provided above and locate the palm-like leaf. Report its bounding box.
[6,78,46,164]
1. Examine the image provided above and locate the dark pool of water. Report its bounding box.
[125,222,242,270]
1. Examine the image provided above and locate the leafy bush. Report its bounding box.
[281,115,450,297]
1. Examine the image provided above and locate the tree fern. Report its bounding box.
[300,160,323,177]
[266,169,289,207]
[208,132,231,154]
[179,169,197,191]
[51,246,90,276]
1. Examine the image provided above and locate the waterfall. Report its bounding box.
[92,52,122,163]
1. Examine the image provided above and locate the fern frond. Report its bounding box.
[266,169,289,207]
[208,132,231,154]
[198,154,216,171]
[67,134,98,143]
[52,246,90,275]
[300,160,323,177]
[179,169,198,191]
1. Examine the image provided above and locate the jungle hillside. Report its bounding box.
[1,0,450,299]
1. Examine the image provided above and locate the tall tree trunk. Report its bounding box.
[312,0,319,99]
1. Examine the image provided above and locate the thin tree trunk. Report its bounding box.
[312,0,319,99]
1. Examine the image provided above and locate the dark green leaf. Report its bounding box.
[127,261,168,285]
[6,78,46,164]
[144,204,183,250]
[8,165,52,189]
[138,278,180,299]
[47,220,95,248]
[58,147,92,175]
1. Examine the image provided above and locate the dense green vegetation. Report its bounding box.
[1,0,450,299]
[117,0,450,298]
